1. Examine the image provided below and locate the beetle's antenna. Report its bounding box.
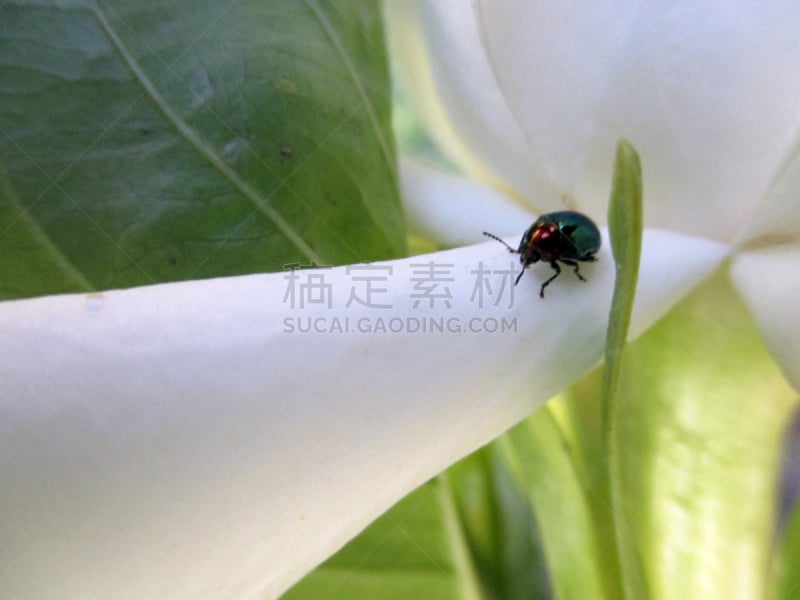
[482,231,517,253]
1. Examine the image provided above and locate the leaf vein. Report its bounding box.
[91,0,320,264]
[0,171,93,292]
[306,0,395,177]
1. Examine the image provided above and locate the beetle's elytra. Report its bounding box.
[483,211,601,298]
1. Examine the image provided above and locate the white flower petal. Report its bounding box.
[739,138,800,246]
[0,232,727,599]
[730,245,800,392]
[399,156,536,246]
[477,1,800,240]
[385,0,562,210]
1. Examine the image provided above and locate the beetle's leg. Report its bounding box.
[482,231,517,253]
[540,261,562,298]
[560,259,586,282]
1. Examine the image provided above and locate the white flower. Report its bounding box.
[1,2,798,599]
[390,0,800,390]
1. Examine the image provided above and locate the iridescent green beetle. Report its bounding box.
[483,210,601,298]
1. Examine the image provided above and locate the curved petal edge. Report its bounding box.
[731,245,800,392]
[0,231,727,598]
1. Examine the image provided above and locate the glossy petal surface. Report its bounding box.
[731,245,800,392]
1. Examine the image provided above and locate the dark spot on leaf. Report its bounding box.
[275,78,297,94]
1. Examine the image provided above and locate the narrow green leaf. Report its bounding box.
[602,139,643,428]
[773,494,800,600]
[546,374,625,599]
[602,139,646,599]
[446,447,551,600]
[503,408,608,600]
[0,0,404,300]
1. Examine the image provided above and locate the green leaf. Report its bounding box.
[773,495,800,600]
[503,408,608,600]
[446,446,551,600]
[615,270,797,600]
[0,0,404,300]
[285,445,554,600]
[281,479,464,600]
